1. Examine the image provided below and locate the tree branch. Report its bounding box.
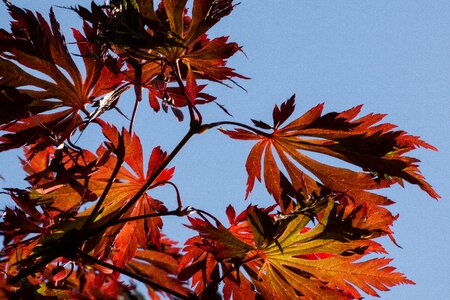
[80,134,126,233]
[78,250,196,300]
[87,128,197,237]
[108,208,193,226]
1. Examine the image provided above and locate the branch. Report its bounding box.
[107,207,195,227]
[8,255,56,285]
[80,134,126,233]
[78,251,196,300]
[87,128,197,236]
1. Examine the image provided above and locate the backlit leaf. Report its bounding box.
[221,95,440,222]
[0,4,124,154]
[181,200,412,299]
[127,247,193,299]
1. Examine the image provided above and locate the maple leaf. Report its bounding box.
[181,200,413,299]
[19,145,99,212]
[178,236,222,295]
[72,0,245,122]
[1,123,179,295]
[8,121,174,273]
[220,95,440,237]
[181,34,246,83]
[145,1,248,115]
[0,206,43,246]
[185,215,253,261]
[242,200,413,299]
[222,268,258,300]
[127,247,193,299]
[37,123,173,264]
[0,3,124,154]
[61,267,136,299]
[247,204,413,299]
[72,1,181,55]
[146,75,218,121]
[159,1,248,92]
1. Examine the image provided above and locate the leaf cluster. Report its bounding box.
[0,0,439,299]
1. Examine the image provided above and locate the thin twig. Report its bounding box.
[170,60,202,127]
[108,210,181,226]
[149,180,183,209]
[129,96,140,133]
[196,209,223,226]
[8,255,56,285]
[78,251,195,300]
[199,120,271,137]
[128,59,142,134]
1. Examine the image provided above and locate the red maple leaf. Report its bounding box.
[71,1,245,121]
[221,97,439,209]
[0,3,124,154]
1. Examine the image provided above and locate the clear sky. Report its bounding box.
[1,1,449,299]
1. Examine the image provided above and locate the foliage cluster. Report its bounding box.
[0,0,439,299]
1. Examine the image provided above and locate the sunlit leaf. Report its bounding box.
[128,248,193,299]
[0,3,124,153]
[181,200,413,299]
[221,95,440,220]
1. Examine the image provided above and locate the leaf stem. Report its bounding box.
[149,180,183,209]
[170,59,202,128]
[129,96,140,133]
[127,58,142,134]
[200,120,270,137]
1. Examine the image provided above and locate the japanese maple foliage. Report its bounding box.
[0,0,439,299]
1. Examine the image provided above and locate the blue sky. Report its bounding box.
[1,1,449,299]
